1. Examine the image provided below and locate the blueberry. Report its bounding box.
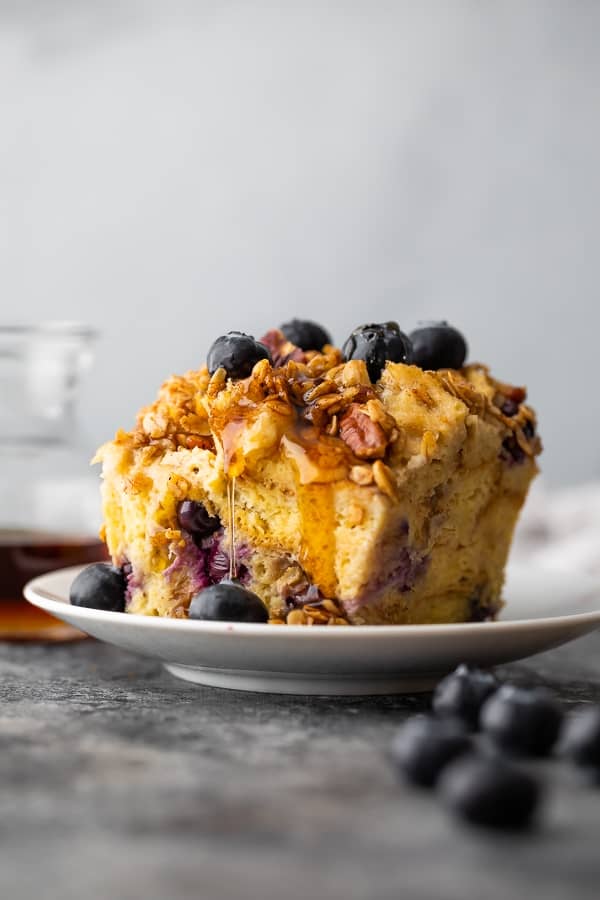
[177,500,220,540]
[409,322,467,370]
[561,706,600,767]
[480,685,563,756]
[389,715,472,787]
[207,332,272,379]
[500,435,526,465]
[69,562,126,612]
[188,579,268,623]
[433,665,499,729]
[522,420,536,440]
[500,398,520,417]
[342,322,412,382]
[439,754,540,830]
[280,318,332,351]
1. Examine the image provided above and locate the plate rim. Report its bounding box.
[23,564,600,639]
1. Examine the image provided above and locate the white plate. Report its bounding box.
[24,564,600,695]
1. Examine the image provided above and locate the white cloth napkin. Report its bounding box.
[512,481,600,577]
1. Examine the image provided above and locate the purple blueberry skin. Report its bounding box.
[163,529,251,598]
[280,319,332,351]
[342,322,412,382]
[177,500,221,539]
[69,563,126,612]
[409,322,467,371]
[390,715,472,787]
[480,685,563,756]
[500,436,526,465]
[439,754,540,829]
[500,399,520,417]
[206,332,272,379]
[561,706,600,767]
[433,665,499,729]
[188,580,268,623]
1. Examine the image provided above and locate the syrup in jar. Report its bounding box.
[0,531,108,639]
[0,324,105,640]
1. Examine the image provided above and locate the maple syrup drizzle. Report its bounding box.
[296,481,337,598]
[280,428,344,599]
[227,476,237,580]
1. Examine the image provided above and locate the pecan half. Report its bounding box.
[339,403,389,459]
[259,329,306,367]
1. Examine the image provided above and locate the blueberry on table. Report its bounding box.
[177,500,220,539]
[480,685,563,756]
[433,664,498,727]
[342,322,412,382]
[561,706,600,768]
[409,322,467,370]
[188,580,268,623]
[280,318,332,351]
[439,754,540,830]
[433,664,499,729]
[207,332,272,379]
[389,715,472,787]
[69,563,126,612]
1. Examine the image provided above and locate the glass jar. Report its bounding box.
[0,323,108,640]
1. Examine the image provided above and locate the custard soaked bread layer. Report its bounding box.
[95,321,540,625]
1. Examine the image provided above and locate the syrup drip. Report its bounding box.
[226,476,237,580]
[296,481,337,598]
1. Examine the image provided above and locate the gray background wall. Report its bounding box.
[1,1,598,485]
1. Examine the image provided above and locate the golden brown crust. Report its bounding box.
[98,350,540,500]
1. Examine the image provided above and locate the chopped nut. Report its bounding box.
[494,380,527,405]
[321,599,340,614]
[439,371,485,414]
[349,464,374,486]
[286,609,307,625]
[339,404,389,459]
[372,459,398,499]
[140,445,163,465]
[304,380,338,402]
[176,434,215,450]
[340,359,371,387]
[324,363,346,382]
[340,386,361,405]
[141,410,169,439]
[303,606,329,624]
[260,329,306,367]
[251,357,272,383]
[207,367,227,398]
[365,398,396,431]
[314,393,345,412]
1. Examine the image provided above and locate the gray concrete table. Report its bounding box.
[1,633,600,900]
